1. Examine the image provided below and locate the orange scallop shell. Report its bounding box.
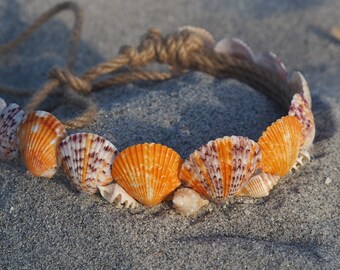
[17,111,66,178]
[258,115,302,177]
[111,143,183,207]
[179,136,261,204]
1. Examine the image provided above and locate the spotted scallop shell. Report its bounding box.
[111,143,183,207]
[179,136,261,204]
[17,111,66,178]
[236,172,280,197]
[289,71,312,109]
[258,115,302,177]
[0,102,25,160]
[288,93,315,150]
[173,188,209,216]
[60,133,118,194]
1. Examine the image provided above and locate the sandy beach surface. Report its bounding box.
[0,0,339,269]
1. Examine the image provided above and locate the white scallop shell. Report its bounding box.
[98,183,139,208]
[236,172,280,197]
[214,38,255,62]
[255,51,288,81]
[0,98,6,112]
[173,188,209,216]
[289,71,312,109]
[60,133,118,194]
[0,103,25,160]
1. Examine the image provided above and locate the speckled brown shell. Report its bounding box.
[60,133,118,194]
[179,136,261,204]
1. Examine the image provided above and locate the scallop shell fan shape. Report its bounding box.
[60,133,118,194]
[112,143,183,207]
[258,115,302,177]
[179,136,261,204]
[17,111,66,178]
[0,103,25,160]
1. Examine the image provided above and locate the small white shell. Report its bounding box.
[173,188,209,216]
[236,172,280,197]
[98,183,139,209]
[214,38,255,62]
[291,149,311,172]
[289,71,312,108]
[255,51,288,81]
[0,103,25,160]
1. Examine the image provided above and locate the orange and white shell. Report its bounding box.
[288,93,315,150]
[258,115,303,177]
[236,172,280,197]
[98,183,138,208]
[60,133,118,194]
[0,102,25,160]
[17,111,66,178]
[112,143,183,207]
[179,136,261,204]
[173,188,209,216]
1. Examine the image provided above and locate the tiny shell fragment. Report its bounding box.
[98,183,138,208]
[173,188,209,216]
[60,133,118,194]
[0,103,25,160]
[17,111,66,178]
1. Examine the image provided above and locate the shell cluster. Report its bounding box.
[0,27,315,216]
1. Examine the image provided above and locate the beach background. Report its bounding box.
[0,0,339,269]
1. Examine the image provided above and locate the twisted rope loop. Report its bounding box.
[0,2,292,129]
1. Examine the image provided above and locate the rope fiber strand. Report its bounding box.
[0,1,294,129]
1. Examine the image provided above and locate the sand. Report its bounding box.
[0,0,339,269]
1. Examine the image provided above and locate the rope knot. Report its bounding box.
[49,68,92,93]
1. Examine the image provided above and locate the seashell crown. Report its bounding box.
[0,3,315,217]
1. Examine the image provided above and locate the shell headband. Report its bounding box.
[0,2,315,216]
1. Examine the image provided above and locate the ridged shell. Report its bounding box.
[112,143,183,207]
[236,172,280,197]
[60,133,118,194]
[255,51,288,81]
[288,94,315,150]
[173,188,209,216]
[0,103,25,160]
[258,115,302,177]
[17,111,66,178]
[289,71,312,109]
[179,136,261,204]
[98,183,138,208]
[214,38,255,62]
